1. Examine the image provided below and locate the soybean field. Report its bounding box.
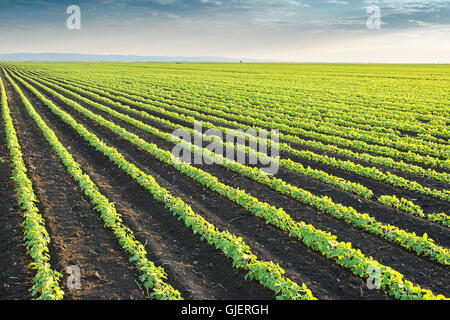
[0,62,448,300]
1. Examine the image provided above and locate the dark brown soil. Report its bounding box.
[50,83,450,295]
[34,73,450,295]
[34,74,449,242]
[2,71,153,300]
[7,71,276,300]
[0,75,33,299]
[6,69,450,300]
[11,71,398,300]
[47,75,450,241]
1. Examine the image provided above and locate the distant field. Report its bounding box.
[0,62,448,300]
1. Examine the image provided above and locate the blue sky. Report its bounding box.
[0,0,449,62]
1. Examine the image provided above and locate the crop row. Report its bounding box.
[7,68,316,301]
[25,71,449,229]
[20,71,450,266]
[9,70,449,300]
[1,73,64,300]
[4,69,187,300]
[22,67,449,143]
[104,78,449,159]
[24,70,450,184]
[120,78,447,144]
[25,71,450,169]
[32,70,449,159]
[24,71,374,199]
[22,71,450,201]
[123,71,448,137]
[378,195,449,228]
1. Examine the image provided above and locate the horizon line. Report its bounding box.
[0,53,449,64]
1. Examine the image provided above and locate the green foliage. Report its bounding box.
[10,70,448,300]
[378,195,449,228]
[3,63,449,301]
[1,72,63,300]
[30,69,450,200]
[7,69,315,301]
[20,72,449,266]
[5,70,182,300]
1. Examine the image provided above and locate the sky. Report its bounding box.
[0,0,449,62]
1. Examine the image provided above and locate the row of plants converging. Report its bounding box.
[26,70,450,171]
[97,68,449,139]
[6,68,316,301]
[23,71,374,199]
[21,71,450,203]
[9,70,449,300]
[3,69,184,300]
[23,68,449,157]
[19,71,450,267]
[127,82,449,158]
[20,65,450,144]
[24,71,450,230]
[280,135,449,185]
[282,144,450,202]
[107,78,449,159]
[0,73,64,300]
[28,69,450,188]
[19,72,449,264]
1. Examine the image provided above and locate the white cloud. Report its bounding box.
[326,0,349,5]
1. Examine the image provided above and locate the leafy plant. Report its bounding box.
[1,72,63,300]
[11,70,448,300]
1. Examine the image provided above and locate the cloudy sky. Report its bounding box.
[0,0,449,62]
